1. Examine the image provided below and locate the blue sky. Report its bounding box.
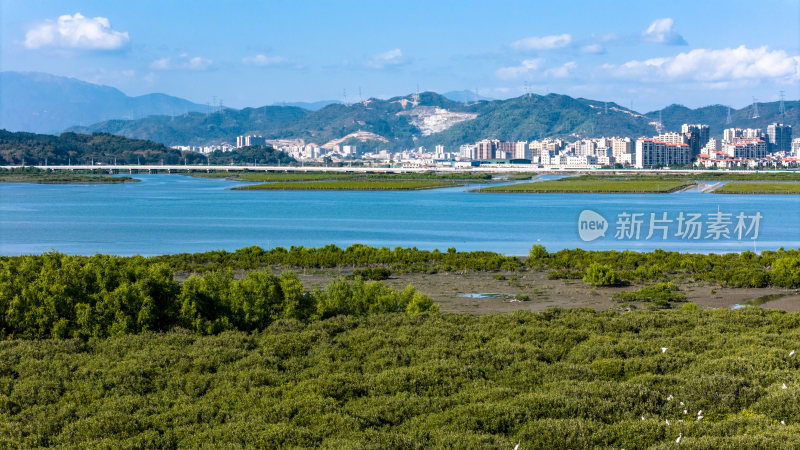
[1,0,798,112]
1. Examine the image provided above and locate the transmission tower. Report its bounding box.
[751,97,759,119]
[654,110,664,134]
[343,88,347,106]
[779,91,786,118]
[726,106,732,125]
[604,102,608,115]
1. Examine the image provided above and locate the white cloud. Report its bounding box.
[242,54,287,66]
[580,44,604,54]
[546,61,577,78]
[150,57,170,70]
[366,48,407,69]
[608,46,800,82]
[495,58,544,80]
[511,34,572,51]
[24,13,129,50]
[642,18,687,45]
[150,54,212,71]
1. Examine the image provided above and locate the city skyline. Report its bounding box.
[1,0,799,112]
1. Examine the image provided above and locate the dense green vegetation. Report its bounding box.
[233,180,457,191]
[204,145,295,166]
[0,130,206,165]
[2,246,800,446]
[478,175,693,193]
[0,252,435,340]
[613,282,688,308]
[715,182,800,195]
[12,243,784,289]
[528,245,800,288]
[0,167,136,184]
[0,131,295,166]
[4,309,800,447]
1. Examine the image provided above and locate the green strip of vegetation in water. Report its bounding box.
[714,182,800,195]
[189,170,494,183]
[477,175,693,193]
[0,167,137,184]
[233,180,458,190]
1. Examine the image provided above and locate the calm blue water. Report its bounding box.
[1,174,798,256]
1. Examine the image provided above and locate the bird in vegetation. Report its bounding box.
[661,347,668,353]
[641,415,646,421]
[782,383,788,389]
[697,415,703,421]
[781,420,786,425]
[667,394,673,401]
[697,410,702,415]
[790,350,795,357]
[513,440,520,450]
[666,419,671,425]
[676,433,682,443]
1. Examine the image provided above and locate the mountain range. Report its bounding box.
[0,72,207,134]
[2,71,797,151]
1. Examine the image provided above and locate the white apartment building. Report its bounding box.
[720,139,767,159]
[635,138,691,168]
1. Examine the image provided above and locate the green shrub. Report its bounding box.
[583,263,626,286]
[613,282,687,303]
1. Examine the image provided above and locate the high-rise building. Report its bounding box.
[611,137,633,158]
[767,123,792,152]
[513,141,530,160]
[723,128,764,143]
[681,124,710,157]
[635,138,691,168]
[475,139,494,160]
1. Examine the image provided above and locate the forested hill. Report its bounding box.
[66,92,799,151]
[0,130,294,166]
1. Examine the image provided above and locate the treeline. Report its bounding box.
[0,130,205,165]
[155,244,525,273]
[3,309,800,447]
[0,130,296,166]
[205,145,295,165]
[0,252,435,340]
[529,245,800,288]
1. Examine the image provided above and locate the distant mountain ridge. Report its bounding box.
[5,71,797,150]
[69,92,798,151]
[0,72,208,134]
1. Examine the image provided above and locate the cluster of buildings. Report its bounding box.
[695,123,796,168]
[175,124,798,169]
[461,122,796,169]
[171,143,235,154]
